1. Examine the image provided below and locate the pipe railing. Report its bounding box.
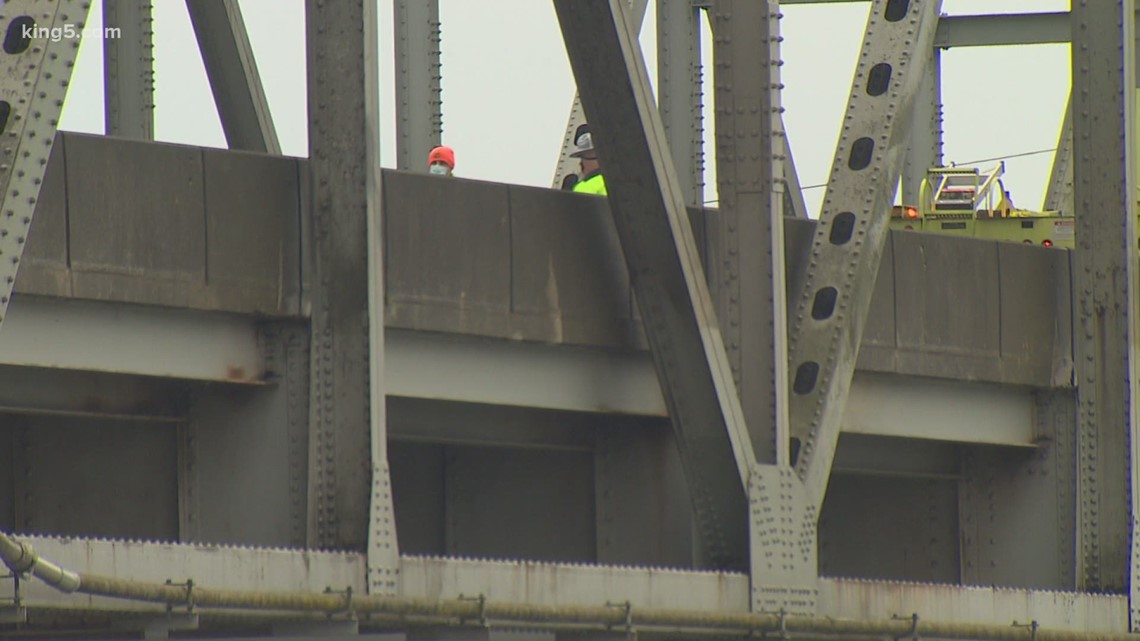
[0,531,1132,641]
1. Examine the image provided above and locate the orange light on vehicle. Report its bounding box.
[905,206,918,219]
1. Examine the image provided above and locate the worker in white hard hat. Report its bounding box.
[570,131,606,195]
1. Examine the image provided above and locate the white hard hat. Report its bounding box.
[570,132,596,158]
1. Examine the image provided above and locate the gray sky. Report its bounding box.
[59,0,1071,218]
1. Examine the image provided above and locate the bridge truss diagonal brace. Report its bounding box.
[1043,96,1073,215]
[0,0,92,330]
[551,0,649,191]
[185,0,282,154]
[553,0,756,569]
[788,0,944,512]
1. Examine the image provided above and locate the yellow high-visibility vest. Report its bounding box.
[572,172,607,196]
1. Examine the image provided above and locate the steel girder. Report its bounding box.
[0,0,92,330]
[552,0,649,192]
[553,0,755,570]
[1069,0,1139,608]
[787,0,943,512]
[304,0,399,594]
[185,0,281,154]
[394,0,441,171]
[103,0,154,140]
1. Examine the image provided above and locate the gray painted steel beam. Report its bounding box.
[902,48,941,206]
[553,0,755,570]
[364,0,397,596]
[186,0,281,154]
[707,0,789,475]
[0,364,187,422]
[933,12,1069,48]
[0,296,262,382]
[0,0,93,329]
[1070,0,1138,601]
[787,0,943,512]
[305,0,399,594]
[394,0,441,171]
[383,330,1039,448]
[657,0,703,206]
[788,7,1071,49]
[103,0,154,139]
[552,0,649,191]
[701,12,808,218]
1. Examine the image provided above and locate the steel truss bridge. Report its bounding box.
[0,0,1136,639]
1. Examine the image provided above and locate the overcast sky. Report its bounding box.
[58,0,1071,218]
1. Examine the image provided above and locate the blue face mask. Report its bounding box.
[429,164,450,176]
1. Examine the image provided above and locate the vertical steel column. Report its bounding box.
[305,0,399,594]
[185,0,281,154]
[787,0,943,512]
[553,0,756,570]
[1044,97,1074,214]
[0,0,93,329]
[902,47,942,206]
[394,0,441,171]
[552,0,649,191]
[708,0,788,467]
[658,0,703,206]
[1070,0,1138,599]
[103,0,154,140]
[364,0,397,595]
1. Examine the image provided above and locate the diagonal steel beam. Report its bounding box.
[0,0,92,330]
[787,0,944,511]
[103,0,154,140]
[553,0,756,569]
[552,0,649,191]
[782,130,810,219]
[186,0,281,154]
[1043,97,1074,214]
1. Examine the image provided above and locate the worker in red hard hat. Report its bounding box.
[428,145,455,176]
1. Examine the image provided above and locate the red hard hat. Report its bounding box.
[428,145,455,169]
